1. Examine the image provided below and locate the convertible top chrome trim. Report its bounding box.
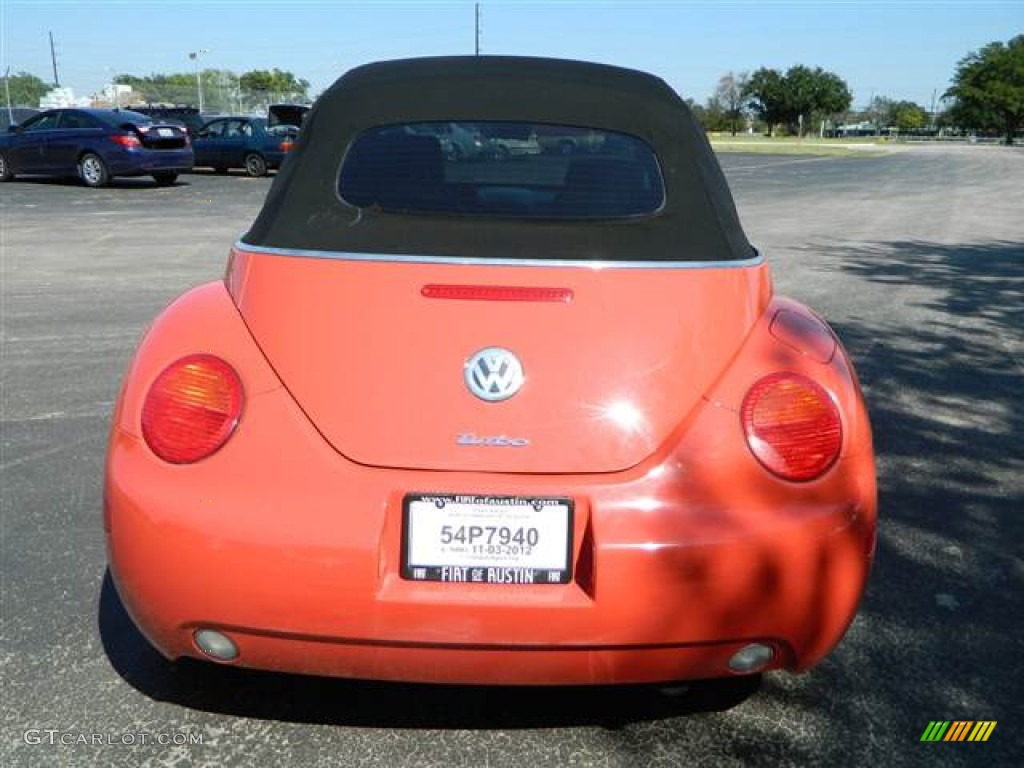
[234,242,764,270]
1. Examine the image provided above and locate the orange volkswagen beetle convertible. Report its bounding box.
[105,57,876,685]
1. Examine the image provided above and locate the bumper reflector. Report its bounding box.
[728,643,774,673]
[193,629,239,662]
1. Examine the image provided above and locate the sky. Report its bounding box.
[2,0,1022,110]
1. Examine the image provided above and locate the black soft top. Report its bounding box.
[242,56,754,263]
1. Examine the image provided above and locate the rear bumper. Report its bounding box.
[125,626,798,686]
[262,150,288,169]
[105,147,193,176]
[106,389,875,685]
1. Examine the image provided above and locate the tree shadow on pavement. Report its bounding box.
[752,239,1023,767]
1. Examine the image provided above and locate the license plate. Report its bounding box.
[402,494,573,585]
[158,128,174,137]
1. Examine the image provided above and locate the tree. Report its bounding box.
[115,68,307,111]
[238,69,309,100]
[685,96,732,133]
[890,100,929,133]
[865,96,929,134]
[744,68,788,136]
[4,71,50,107]
[809,69,853,125]
[782,65,820,134]
[776,65,851,136]
[195,69,241,112]
[745,66,852,137]
[115,72,197,105]
[867,95,894,133]
[712,71,749,136]
[944,35,1024,144]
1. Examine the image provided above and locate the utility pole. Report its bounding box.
[475,3,480,56]
[49,31,60,87]
[4,67,13,124]
[189,50,210,112]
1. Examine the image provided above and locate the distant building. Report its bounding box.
[102,83,133,104]
[837,121,877,138]
[39,87,91,109]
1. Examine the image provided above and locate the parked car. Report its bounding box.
[479,122,543,158]
[106,56,876,687]
[406,121,488,160]
[535,124,603,154]
[191,116,296,176]
[0,108,192,187]
[267,103,310,131]
[128,105,206,137]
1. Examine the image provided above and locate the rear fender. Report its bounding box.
[704,296,873,462]
[112,280,282,437]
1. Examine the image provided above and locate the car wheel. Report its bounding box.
[0,151,14,181]
[152,172,178,186]
[79,153,110,188]
[243,153,268,177]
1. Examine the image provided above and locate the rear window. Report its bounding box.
[94,110,153,127]
[338,121,664,219]
[59,112,103,129]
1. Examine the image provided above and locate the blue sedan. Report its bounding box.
[0,108,193,187]
[191,116,296,177]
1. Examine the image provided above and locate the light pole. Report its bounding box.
[188,49,210,112]
[4,67,13,125]
[104,67,119,109]
[475,3,480,55]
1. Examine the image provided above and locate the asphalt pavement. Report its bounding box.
[2,148,1022,767]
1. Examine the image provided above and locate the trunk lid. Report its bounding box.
[228,248,771,474]
[268,103,310,130]
[129,122,189,150]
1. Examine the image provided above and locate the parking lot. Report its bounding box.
[2,146,1022,767]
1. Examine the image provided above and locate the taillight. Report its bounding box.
[141,355,243,464]
[741,372,841,482]
[280,138,294,152]
[110,134,141,149]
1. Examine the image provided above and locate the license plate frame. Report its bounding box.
[402,493,574,585]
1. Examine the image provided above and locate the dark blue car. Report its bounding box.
[0,108,193,187]
[192,116,296,177]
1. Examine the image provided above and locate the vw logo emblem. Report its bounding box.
[464,347,524,402]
